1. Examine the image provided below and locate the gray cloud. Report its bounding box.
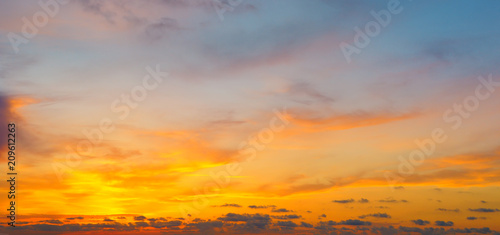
[133,216,147,221]
[467,216,486,220]
[272,214,301,220]
[248,205,276,209]
[411,219,430,226]
[469,208,500,213]
[332,198,355,204]
[358,198,370,203]
[301,222,313,228]
[435,221,454,226]
[437,208,460,212]
[379,199,408,203]
[358,213,391,219]
[213,203,242,208]
[271,208,292,213]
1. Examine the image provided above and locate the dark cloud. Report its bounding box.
[481,200,487,203]
[394,186,405,190]
[437,208,460,212]
[467,216,486,220]
[134,222,149,227]
[39,220,63,224]
[435,221,454,226]
[340,219,372,226]
[358,198,370,203]
[469,208,500,213]
[150,220,182,228]
[248,205,276,209]
[333,198,355,204]
[217,213,270,222]
[411,219,430,226]
[3,219,497,234]
[133,215,147,221]
[382,226,494,234]
[217,213,271,232]
[66,217,84,220]
[301,222,313,228]
[271,208,292,213]
[271,214,301,220]
[358,213,391,219]
[275,221,297,228]
[185,220,223,233]
[214,203,242,208]
[103,218,115,222]
[378,198,408,203]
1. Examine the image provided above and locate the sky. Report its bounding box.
[1,0,500,234]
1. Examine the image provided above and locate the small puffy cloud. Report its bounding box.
[134,216,147,221]
[378,198,408,203]
[332,198,355,204]
[103,218,115,222]
[271,208,291,213]
[467,216,486,220]
[469,208,500,212]
[272,214,301,220]
[435,221,454,226]
[39,220,63,224]
[437,208,460,212]
[215,203,242,208]
[411,219,430,226]
[481,200,487,203]
[248,205,275,209]
[358,213,391,219]
[394,186,405,190]
[358,198,370,203]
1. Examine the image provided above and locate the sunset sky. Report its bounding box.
[1,0,500,234]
